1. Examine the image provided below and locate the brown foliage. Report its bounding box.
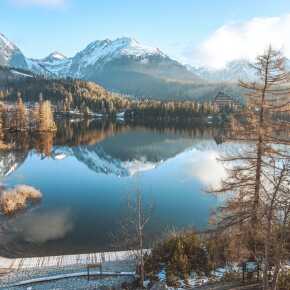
[210,47,290,289]
[0,185,42,215]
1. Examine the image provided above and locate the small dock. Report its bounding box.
[0,249,149,288]
[0,249,138,270]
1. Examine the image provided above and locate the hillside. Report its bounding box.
[0,66,129,112]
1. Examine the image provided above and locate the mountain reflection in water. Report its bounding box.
[0,119,228,257]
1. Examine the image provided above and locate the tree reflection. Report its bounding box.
[33,133,54,157]
[0,119,232,159]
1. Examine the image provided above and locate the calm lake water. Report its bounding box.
[0,120,230,258]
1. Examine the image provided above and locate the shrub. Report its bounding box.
[145,231,210,284]
[0,185,42,215]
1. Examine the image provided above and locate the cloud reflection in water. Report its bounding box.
[13,208,73,243]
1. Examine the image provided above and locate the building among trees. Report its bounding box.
[213,92,235,109]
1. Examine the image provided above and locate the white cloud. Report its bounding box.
[10,0,67,8]
[189,14,290,69]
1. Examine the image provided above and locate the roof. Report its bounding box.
[214,92,233,102]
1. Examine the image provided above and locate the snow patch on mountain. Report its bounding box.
[77,37,166,67]
[188,59,259,82]
[44,51,67,62]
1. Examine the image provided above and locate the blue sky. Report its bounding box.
[1,0,290,67]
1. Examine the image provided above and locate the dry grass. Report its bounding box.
[0,185,42,215]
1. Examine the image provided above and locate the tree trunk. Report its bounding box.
[263,218,271,290]
[252,49,269,257]
[138,194,144,288]
[140,232,144,288]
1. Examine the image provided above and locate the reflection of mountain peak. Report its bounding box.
[73,145,128,177]
[0,150,28,178]
[51,126,221,177]
[52,144,158,177]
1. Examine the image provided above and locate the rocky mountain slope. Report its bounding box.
[0,33,28,69]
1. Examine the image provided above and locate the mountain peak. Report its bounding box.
[43,51,67,62]
[79,37,166,66]
[114,36,139,45]
[112,37,164,57]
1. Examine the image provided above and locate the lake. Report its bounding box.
[0,120,230,258]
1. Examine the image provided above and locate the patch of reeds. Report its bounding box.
[0,185,42,215]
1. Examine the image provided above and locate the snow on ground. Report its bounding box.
[150,265,242,289]
[10,70,33,78]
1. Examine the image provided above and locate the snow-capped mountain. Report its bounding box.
[71,37,166,74]
[0,33,27,69]
[26,37,196,81]
[188,58,290,82]
[26,51,71,76]
[24,36,199,98]
[25,37,169,77]
[0,32,253,99]
[187,60,259,82]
